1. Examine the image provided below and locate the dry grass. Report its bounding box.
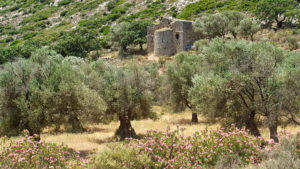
[41,106,300,154]
[40,106,220,155]
[1,105,300,156]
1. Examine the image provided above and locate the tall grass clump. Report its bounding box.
[89,144,151,169]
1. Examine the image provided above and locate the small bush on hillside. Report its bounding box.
[106,0,117,11]
[58,0,73,6]
[0,135,88,169]
[194,39,209,53]
[89,144,151,169]
[53,27,102,57]
[287,37,299,50]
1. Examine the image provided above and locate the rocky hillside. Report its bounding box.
[0,0,260,48]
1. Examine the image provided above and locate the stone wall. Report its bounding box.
[147,19,172,53]
[154,28,176,56]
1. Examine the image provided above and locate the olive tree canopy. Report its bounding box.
[189,38,299,142]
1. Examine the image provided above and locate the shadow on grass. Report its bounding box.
[85,126,113,134]
[88,136,117,145]
[172,118,213,126]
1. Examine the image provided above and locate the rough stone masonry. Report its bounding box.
[147,18,200,57]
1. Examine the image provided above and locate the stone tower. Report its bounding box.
[154,28,176,56]
[147,18,200,57]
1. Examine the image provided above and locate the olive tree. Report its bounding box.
[0,48,105,137]
[193,12,260,40]
[237,18,260,41]
[44,56,105,132]
[0,48,62,136]
[189,38,298,142]
[222,11,246,39]
[193,13,229,39]
[255,0,299,29]
[277,52,300,126]
[166,52,204,123]
[53,27,102,58]
[129,20,151,51]
[110,22,131,51]
[86,60,156,140]
[110,20,150,53]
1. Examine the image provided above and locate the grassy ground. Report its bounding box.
[1,105,299,157]
[37,105,300,157]
[40,106,219,156]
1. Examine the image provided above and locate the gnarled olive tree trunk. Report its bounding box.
[268,112,279,142]
[116,115,137,140]
[26,125,41,141]
[192,113,199,123]
[245,110,261,137]
[69,115,86,133]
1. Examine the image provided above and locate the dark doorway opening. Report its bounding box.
[176,33,179,40]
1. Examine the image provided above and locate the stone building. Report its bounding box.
[147,18,200,56]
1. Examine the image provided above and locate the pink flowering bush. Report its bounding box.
[128,126,276,169]
[245,131,300,169]
[0,135,88,169]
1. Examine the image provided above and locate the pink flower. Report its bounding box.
[268,139,275,144]
[18,157,25,162]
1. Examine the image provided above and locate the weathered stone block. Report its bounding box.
[154,28,176,56]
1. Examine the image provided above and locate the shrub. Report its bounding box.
[106,0,117,11]
[128,126,274,168]
[0,135,88,169]
[194,39,209,53]
[178,0,258,20]
[237,18,260,41]
[20,7,58,26]
[214,154,243,169]
[53,27,102,57]
[286,37,299,50]
[89,144,151,169]
[245,132,300,169]
[58,0,73,6]
[60,10,68,17]
[131,1,166,20]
